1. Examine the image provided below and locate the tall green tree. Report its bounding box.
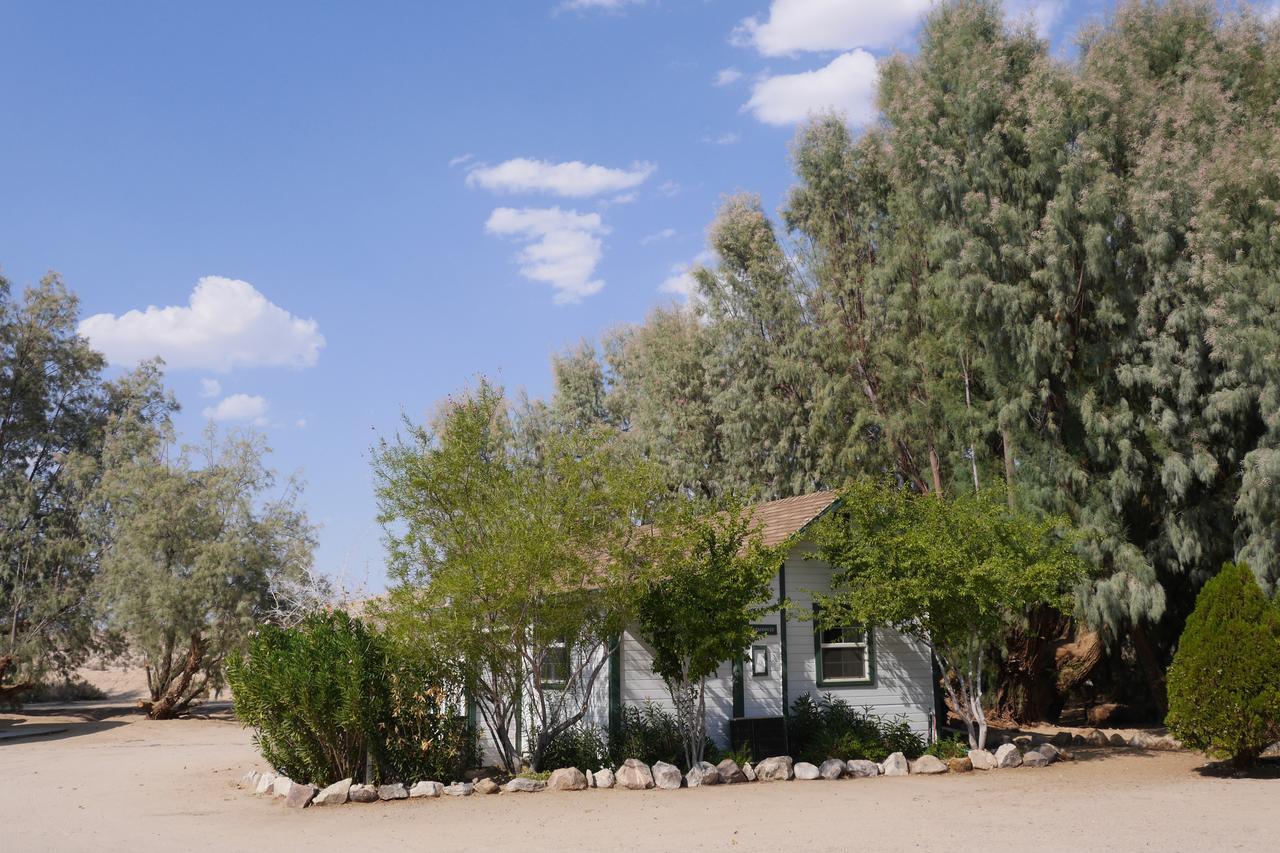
[95,422,315,718]
[374,380,661,771]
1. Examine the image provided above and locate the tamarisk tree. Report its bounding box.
[813,480,1083,749]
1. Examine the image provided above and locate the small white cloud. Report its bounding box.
[714,67,744,86]
[466,158,656,198]
[659,251,716,301]
[78,277,324,372]
[1004,0,1065,39]
[606,192,638,206]
[733,0,931,55]
[557,0,643,10]
[199,378,221,399]
[448,153,474,168]
[641,228,677,245]
[202,393,269,425]
[702,132,741,146]
[295,418,308,429]
[658,180,682,198]
[745,50,879,126]
[485,207,609,304]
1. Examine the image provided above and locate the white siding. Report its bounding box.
[783,543,934,735]
[619,630,736,747]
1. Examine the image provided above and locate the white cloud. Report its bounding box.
[1004,0,1065,39]
[734,0,931,55]
[202,393,269,425]
[557,0,643,10]
[702,132,741,146]
[658,180,682,197]
[641,228,677,245]
[78,277,324,371]
[295,418,308,429]
[745,50,879,126]
[714,67,744,86]
[466,158,656,198]
[485,207,609,303]
[448,152,474,168]
[659,251,716,301]
[605,192,638,206]
[199,378,221,398]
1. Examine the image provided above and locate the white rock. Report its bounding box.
[651,761,683,789]
[409,780,443,798]
[285,783,318,808]
[348,783,379,803]
[239,770,260,789]
[845,759,880,778]
[910,754,948,774]
[616,758,654,790]
[254,772,276,795]
[755,756,794,781]
[685,761,721,787]
[881,752,910,777]
[742,762,757,782]
[1022,749,1049,767]
[1037,743,1060,763]
[968,749,996,771]
[503,777,546,793]
[377,783,408,800]
[443,782,474,797]
[592,768,615,789]
[312,778,352,806]
[547,767,588,791]
[794,762,821,780]
[716,758,748,784]
[995,743,1023,768]
[818,758,845,779]
[271,776,293,797]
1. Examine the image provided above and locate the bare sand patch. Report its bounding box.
[1,708,1275,853]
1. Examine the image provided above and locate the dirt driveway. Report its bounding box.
[1,707,1275,853]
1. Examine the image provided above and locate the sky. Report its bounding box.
[2,0,1276,590]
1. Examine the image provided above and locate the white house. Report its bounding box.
[477,491,937,764]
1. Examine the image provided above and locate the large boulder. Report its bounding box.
[349,784,379,803]
[443,783,474,797]
[818,759,845,780]
[716,758,748,784]
[409,781,443,798]
[547,768,588,791]
[475,778,499,795]
[755,756,794,782]
[313,778,352,806]
[685,762,721,787]
[378,783,408,800]
[285,783,318,809]
[846,759,880,778]
[503,777,546,793]
[910,754,948,775]
[1084,729,1109,747]
[272,776,293,798]
[253,772,276,795]
[1022,749,1049,767]
[945,757,973,773]
[794,762,821,780]
[881,752,909,777]
[1036,743,1060,764]
[1128,731,1161,749]
[592,769,616,789]
[616,759,655,790]
[652,761,683,789]
[995,744,1023,769]
[968,749,996,771]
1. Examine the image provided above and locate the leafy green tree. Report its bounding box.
[0,274,174,701]
[374,379,661,772]
[813,480,1084,749]
[1166,562,1280,769]
[634,497,780,768]
[95,423,315,718]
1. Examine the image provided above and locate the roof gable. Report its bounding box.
[747,490,841,547]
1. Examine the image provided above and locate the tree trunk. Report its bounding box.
[1001,427,1016,508]
[0,654,36,704]
[989,607,1065,723]
[1130,622,1168,720]
[145,631,206,719]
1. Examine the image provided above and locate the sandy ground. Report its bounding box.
[1,707,1276,853]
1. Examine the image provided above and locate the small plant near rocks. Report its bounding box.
[924,733,970,761]
[788,693,925,764]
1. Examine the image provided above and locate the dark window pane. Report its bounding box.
[541,645,570,685]
[821,625,866,646]
[822,646,867,681]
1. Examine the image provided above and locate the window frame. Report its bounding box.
[751,643,770,677]
[539,640,571,690]
[812,605,875,687]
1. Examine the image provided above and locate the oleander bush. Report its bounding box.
[1166,562,1280,769]
[609,701,688,769]
[537,722,611,772]
[789,693,926,764]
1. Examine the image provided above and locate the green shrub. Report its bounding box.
[227,611,475,786]
[788,693,926,764]
[924,733,970,760]
[1166,562,1280,769]
[537,723,611,771]
[609,701,687,768]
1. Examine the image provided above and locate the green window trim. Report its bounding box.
[812,604,876,688]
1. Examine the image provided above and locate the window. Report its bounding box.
[751,644,769,677]
[540,641,570,688]
[815,617,873,686]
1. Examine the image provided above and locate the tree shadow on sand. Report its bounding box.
[1193,755,1280,780]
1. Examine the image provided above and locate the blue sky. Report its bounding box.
[2,1,1274,590]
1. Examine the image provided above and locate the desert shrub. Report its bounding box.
[788,693,926,764]
[537,722,611,771]
[23,678,107,704]
[610,701,687,768]
[924,733,970,760]
[1166,562,1280,769]
[227,610,474,786]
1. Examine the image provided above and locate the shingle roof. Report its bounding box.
[747,490,841,546]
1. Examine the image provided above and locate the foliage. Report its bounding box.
[373,379,662,772]
[633,495,781,768]
[608,701,687,770]
[0,276,174,700]
[537,723,611,772]
[227,611,476,786]
[924,733,971,761]
[1166,562,1280,768]
[787,693,925,764]
[95,423,315,718]
[813,480,1084,748]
